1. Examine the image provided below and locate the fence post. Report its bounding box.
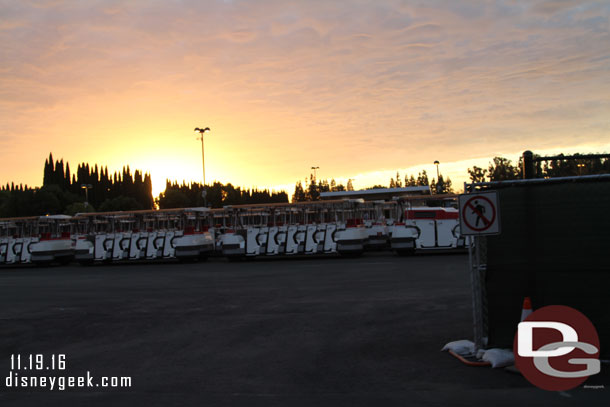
[522,150,534,179]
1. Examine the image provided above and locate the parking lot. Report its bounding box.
[0,253,607,406]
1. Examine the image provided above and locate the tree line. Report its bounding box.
[291,152,610,203]
[157,181,288,209]
[292,175,352,202]
[3,151,608,217]
[0,153,289,216]
[467,154,610,183]
[0,153,154,217]
[292,170,454,201]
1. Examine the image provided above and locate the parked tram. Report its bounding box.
[1,195,466,266]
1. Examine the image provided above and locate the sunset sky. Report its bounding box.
[1,0,609,197]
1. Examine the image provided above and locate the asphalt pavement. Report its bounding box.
[0,253,607,406]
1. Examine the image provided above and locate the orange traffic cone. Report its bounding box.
[520,297,533,321]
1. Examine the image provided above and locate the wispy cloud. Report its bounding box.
[1,0,609,192]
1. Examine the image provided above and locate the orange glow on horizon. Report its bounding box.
[1,2,609,198]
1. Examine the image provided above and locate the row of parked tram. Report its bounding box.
[0,197,467,266]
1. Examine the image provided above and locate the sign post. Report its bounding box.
[459,190,501,352]
[459,191,500,236]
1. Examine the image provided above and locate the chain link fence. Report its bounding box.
[466,175,610,357]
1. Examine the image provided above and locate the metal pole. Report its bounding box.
[522,150,534,179]
[468,235,486,353]
[433,161,440,193]
[465,183,481,351]
[201,136,208,208]
[201,135,205,186]
[195,127,210,207]
[311,166,319,181]
[81,184,91,208]
[195,127,210,186]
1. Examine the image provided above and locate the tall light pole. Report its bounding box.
[433,160,440,194]
[311,166,319,181]
[195,127,210,207]
[81,184,92,207]
[195,127,211,185]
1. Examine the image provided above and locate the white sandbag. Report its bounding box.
[482,348,514,368]
[441,340,475,356]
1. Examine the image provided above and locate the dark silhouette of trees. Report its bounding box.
[416,170,429,186]
[98,196,143,212]
[291,168,440,201]
[292,181,307,202]
[467,166,487,183]
[331,179,345,192]
[347,179,354,191]
[430,174,454,194]
[541,153,610,178]
[64,202,95,216]
[42,153,153,210]
[487,157,520,181]
[157,181,288,209]
[307,174,320,201]
[0,184,80,217]
[467,153,610,183]
[292,175,346,202]
[394,172,403,188]
[0,153,154,217]
[405,175,417,186]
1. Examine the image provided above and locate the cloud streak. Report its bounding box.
[0,0,609,193]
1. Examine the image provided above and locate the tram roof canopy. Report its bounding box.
[40,214,72,220]
[320,186,430,201]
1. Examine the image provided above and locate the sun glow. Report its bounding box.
[1,1,609,200]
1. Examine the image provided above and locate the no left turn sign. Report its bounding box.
[458,191,500,235]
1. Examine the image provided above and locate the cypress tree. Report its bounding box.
[47,153,55,185]
[55,159,64,185]
[65,162,71,188]
[43,157,51,186]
